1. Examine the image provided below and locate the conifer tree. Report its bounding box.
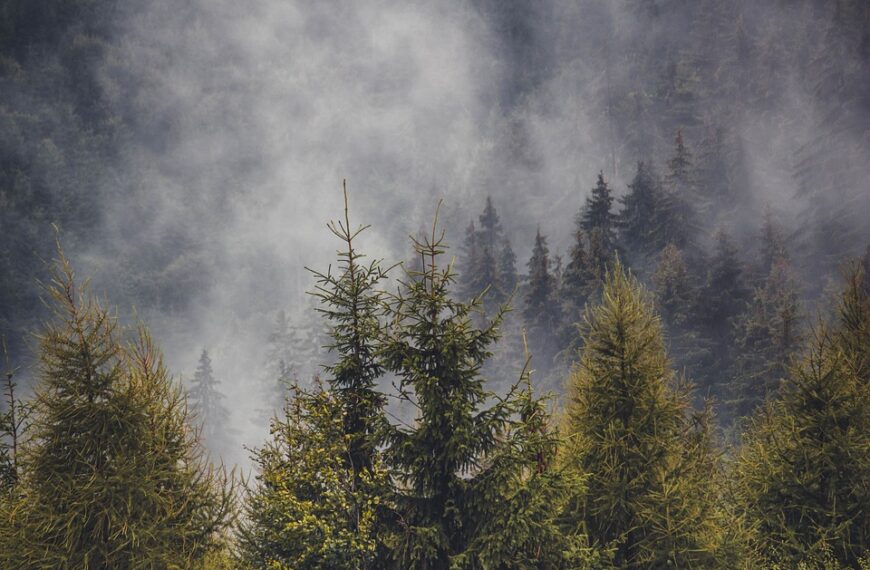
[477,196,503,255]
[188,348,232,459]
[652,244,694,327]
[381,219,584,568]
[581,172,617,252]
[729,258,802,418]
[732,267,870,566]
[652,243,708,382]
[561,228,594,335]
[524,229,562,372]
[562,260,722,569]
[239,384,388,570]
[310,185,390,486]
[498,237,518,296]
[618,161,661,258]
[0,365,27,494]
[657,131,702,253]
[2,253,233,569]
[240,185,391,569]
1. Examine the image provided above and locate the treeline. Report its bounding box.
[458,131,815,425]
[3,191,870,569]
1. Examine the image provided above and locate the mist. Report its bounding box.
[2,0,868,467]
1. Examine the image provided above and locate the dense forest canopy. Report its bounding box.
[1,0,869,567]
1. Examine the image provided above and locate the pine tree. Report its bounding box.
[618,161,661,258]
[240,185,391,567]
[728,258,802,418]
[581,172,617,253]
[497,237,518,297]
[561,261,722,568]
[188,349,232,459]
[732,266,870,566]
[381,220,584,568]
[524,229,561,373]
[2,252,233,568]
[240,186,392,569]
[561,228,594,337]
[239,384,388,570]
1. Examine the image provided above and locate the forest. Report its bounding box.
[1,0,870,568]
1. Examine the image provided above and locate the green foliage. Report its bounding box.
[240,187,391,569]
[732,266,870,567]
[1,251,234,569]
[524,229,562,372]
[580,172,617,254]
[381,220,584,568]
[238,384,387,570]
[561,260,723,568]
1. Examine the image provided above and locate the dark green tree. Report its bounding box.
[618,161,661,259]
[581,172,618,253]
[381,220,586,569]
[524,229,562,372]
[2,253,233,569]
[561,228,594,338]
[240,184,392,569]
[562,260,723,568]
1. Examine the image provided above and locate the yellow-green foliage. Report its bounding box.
[0,252,234,569]
[238,385,386,569]
[731,266,870,568]
[561,260,724,568]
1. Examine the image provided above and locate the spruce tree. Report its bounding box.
[561,228,594,337]
[310,185,390,486]
[697,230,750,397]
[524,229,562,373]
[562,260,722,569]
[657,131,702,254]
[732,267,870,566]
[239,384,388,570]
[2,253,233,568]
[240,186,391,569]
[581,172,617,252]
[618,161,661,258]
[381,220,583,568]
[188,349,232,460]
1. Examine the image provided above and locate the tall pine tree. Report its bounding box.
[732,265,870,566]
[562,260,722,568]
[381,219,584,568]
[524,229,562,374]
[2,252,233,568]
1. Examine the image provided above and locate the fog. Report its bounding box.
[3,0,868,466]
